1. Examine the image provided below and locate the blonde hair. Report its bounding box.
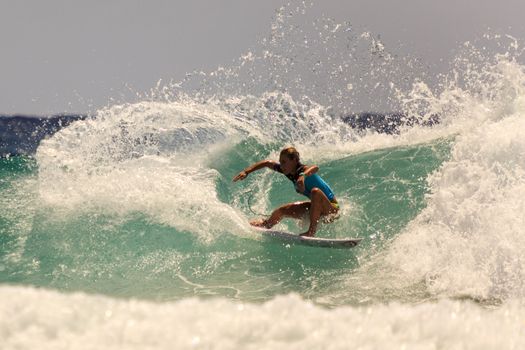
[280,147,300,161]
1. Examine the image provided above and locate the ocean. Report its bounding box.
[1,5,525,349]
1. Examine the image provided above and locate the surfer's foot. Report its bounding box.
[250,218,271,228]
[299,232,315,237]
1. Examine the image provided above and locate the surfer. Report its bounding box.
[232,147,339,237]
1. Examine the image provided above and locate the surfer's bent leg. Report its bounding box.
[300,188,337,237]
[250,201,310,228]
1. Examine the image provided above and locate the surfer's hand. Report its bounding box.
[233,170,248,182]
[296,175,305,192]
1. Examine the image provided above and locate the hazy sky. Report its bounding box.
[1,0,524,114]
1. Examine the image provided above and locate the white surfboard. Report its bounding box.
[255,228,362,249]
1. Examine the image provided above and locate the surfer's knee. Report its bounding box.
[310,187,323,199]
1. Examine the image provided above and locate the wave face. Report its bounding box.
[1,3,525,348]
[0,95,451,303]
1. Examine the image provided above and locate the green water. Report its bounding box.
[0,138,451,304]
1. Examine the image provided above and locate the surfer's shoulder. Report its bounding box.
[268,160,281,172]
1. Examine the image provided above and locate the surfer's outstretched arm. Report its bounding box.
[232,160,278,182]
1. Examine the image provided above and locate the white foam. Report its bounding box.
[35,101,256,242]
[381,57,525,300]
[1,286,523,350]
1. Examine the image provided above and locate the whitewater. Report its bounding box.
[1,5,525,349]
